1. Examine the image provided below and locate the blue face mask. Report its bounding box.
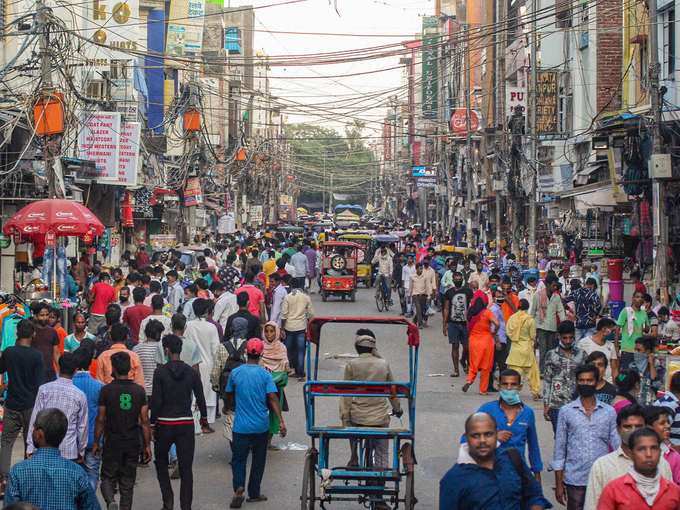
[559,340,573,350]
[500,389,522,405]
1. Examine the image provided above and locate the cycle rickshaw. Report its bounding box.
[301,317,419,509]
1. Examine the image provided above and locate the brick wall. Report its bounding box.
[595,0,623,115]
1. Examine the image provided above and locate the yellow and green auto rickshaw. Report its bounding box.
[338,234,373,288]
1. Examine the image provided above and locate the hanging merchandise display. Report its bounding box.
[134,188,154,213]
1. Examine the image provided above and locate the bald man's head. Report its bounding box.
[465,412,498,463]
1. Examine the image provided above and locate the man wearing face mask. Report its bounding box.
[532,274,568,376]
[584,404,674,509]
[550,364,620,510]
[443,272,474,377]
[30,302,60,382]
[543,320,588,434]
[486,274,501,309]
[518,277,538,315]
[578,318,619,383]
[462,370,543,483]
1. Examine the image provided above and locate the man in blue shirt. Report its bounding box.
[440,412,551,510]
[72,343,104,493]
[5,407,100,510]
[226,338,286,508]
[463,369,543,481]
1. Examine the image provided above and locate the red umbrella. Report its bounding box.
[2,199,105,237]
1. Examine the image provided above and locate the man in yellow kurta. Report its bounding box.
[505,299,542,400]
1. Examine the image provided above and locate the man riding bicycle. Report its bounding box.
[372,247,394,306]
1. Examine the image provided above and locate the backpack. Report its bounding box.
[219,337,247,406]
[253,274,266,296]
[505,448,534,507]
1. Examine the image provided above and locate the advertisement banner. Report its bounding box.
[116,123,141,186]
[415,177,438,189]
[78,112,121,180]
[149,234,177,247]
[166,0,206,56]
[450,109,480,134]
[280,195,293,206]
[184,177,203,206]
[185,0,207,53]
[532,70,559,134]
[422,16,438,116]
[506,87,527,117]
[413,166,437,177]
[251,205,263,223]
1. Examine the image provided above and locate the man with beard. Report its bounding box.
[439,412,551,509]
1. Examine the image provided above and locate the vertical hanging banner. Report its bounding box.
[184,177,203,206]
[422,16,438,117]
[78,112,121,180]
[185,0,207,53]
[116,123,141,186]
[529,70,559,134]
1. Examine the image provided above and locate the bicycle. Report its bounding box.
[374,274,391,312]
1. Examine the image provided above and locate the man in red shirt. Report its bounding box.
[234,272,265,319]
[122,287,152,344]
[597,427,680,509]
[87,272,116,334]
[136,245,149,268]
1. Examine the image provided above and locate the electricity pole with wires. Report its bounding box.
[527,0,538,269]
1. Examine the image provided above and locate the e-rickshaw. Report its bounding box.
[320,241,359,302]
[339,234,373,288]
[301,317,419,509]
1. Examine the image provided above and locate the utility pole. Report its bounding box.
[495,0,507,264]
[527,0,538,269]
[329,170,334,214]
[463,10,474,247]
[649,0,668,301]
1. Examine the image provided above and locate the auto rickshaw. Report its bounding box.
[338,234,372,288]
[438,245,479,263]
[319,241,359,302]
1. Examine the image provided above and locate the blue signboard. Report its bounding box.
[415,177,437,189]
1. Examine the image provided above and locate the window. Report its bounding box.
[661,8,675,79]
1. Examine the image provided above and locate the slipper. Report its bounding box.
[451,372,460,377]
[267,445,279,451]
[246,495,268,503]
[479,392,491,396]
[230,487,245,508]
[202,427,215,435]
[461,382,471,393]
[298,377,305,382]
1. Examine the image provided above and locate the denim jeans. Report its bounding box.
[284,329,306,377]
[82,445,101,493]
[169,443,178,464]
[231,431,269,500]
[57,246,68,301]
[375,274,392,302]
[575,327,597,345]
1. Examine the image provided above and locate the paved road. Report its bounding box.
[73,287,559,509]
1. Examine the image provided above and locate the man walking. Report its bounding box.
[531,274,568,375]
[87,272,116,334]
[551,364,620,510]
[166,270,183,314]
[562,278,602,344]
[226,339,286,508]
[151,335,208,510]
[26,354,88,463]
[268,273,287,327]
[614,290,649,370]
[440,412,551,509]
[4,408,100,510]
[598,428,680,509]
[30,301,60,382]
[442,271,473,377]
[408,263,428,328]
[0,319,46,497]
[122,287,152,345]
[96,323,145,387]
[212,281,238,331]
[402,254,416,317]
[290,244,309,290]
[94,351,151,510]
[281,277,315,381]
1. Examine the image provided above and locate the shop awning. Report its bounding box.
[204,200,225,213]
[575,162,606,186]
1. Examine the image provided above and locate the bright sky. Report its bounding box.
[231,0,432,135]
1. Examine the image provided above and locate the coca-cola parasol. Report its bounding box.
[2,199,105,238]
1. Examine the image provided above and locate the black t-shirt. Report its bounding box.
[32,326,60,374]
[98,379,148,451]
[0,345,46,411]
[444,287,474,324]
[225,310,262,340]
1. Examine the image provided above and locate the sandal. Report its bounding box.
[451,372,460,377]
[267,445,279,451]
[230,487,245,508]
[479,392,492,396]
[298,377,305,382]
[246,495,268,503]
[201,426,215,434]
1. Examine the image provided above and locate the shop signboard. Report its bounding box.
[166,0,206,56]
[280,195,293,206]
[412,166,436,177]
[78,112,121,180]
[115,123,140,186]
[422,16,438,116]
[506,87,527,117]
[45,230,56,248]
[415,177,438,189]
[12,229,21,245]
[98,229,111,250]
[149,234,177,247]
[184,177,203,206]
[0,235,10,249]
[531,70,559,134]
[82,231,94,244]
[81,0,139,68]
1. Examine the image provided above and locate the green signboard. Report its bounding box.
[0,234,10,249]
[422,16,438,117]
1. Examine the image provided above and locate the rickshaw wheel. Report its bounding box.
[342,294,346,300]
[321,290,327,302]
[300,451,317,509]
[403,471,416,509]
[350,290,356,302]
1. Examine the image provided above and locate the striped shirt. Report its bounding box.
[133,341,160,396]
[655,391,680,445]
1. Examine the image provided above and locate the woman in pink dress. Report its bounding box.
[611,370,641,413]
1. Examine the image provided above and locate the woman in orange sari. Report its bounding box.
[462,290,500,395]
